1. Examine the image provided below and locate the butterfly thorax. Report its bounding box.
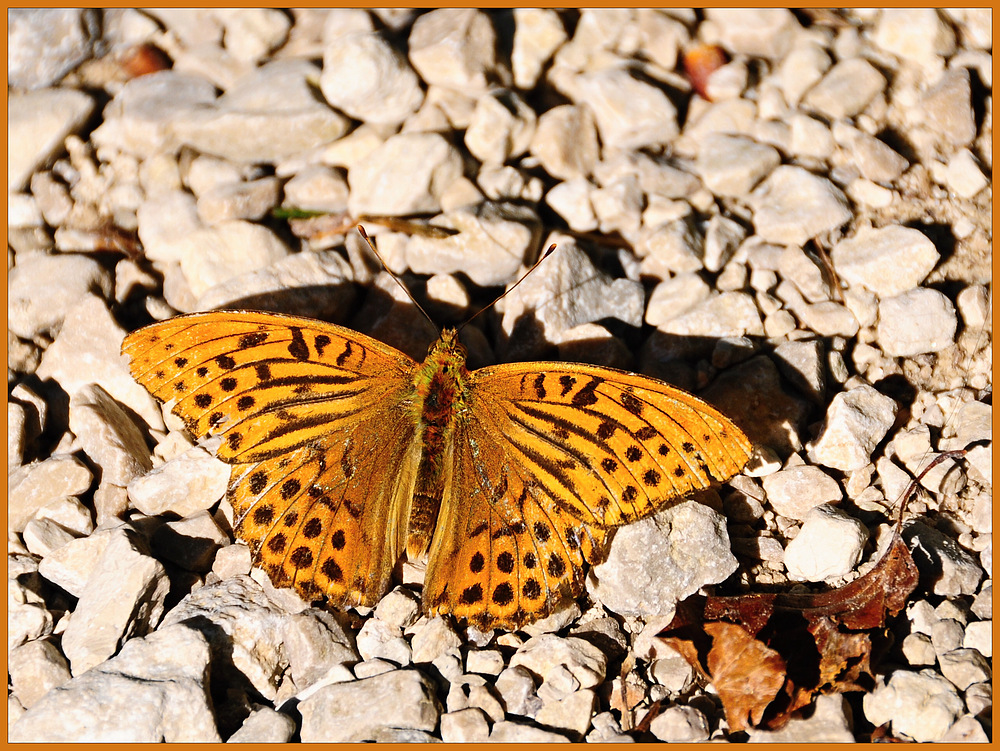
[405,328,471,559]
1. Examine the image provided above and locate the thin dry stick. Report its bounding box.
[807,239,845,304]
[893,449,969,530]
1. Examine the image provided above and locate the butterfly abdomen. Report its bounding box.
[406,329,471,559]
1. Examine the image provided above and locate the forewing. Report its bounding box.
[469,362,753,527]
[123,310,420,606]
[122,310,414,462]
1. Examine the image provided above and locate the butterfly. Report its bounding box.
[122,271,752,631]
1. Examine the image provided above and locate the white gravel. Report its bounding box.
[7,8,991,743]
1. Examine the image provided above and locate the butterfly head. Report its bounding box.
[426,328,468,370]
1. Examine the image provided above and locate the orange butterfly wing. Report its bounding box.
[423,361,753,629]
[122,310,421,606]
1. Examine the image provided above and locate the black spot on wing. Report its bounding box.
[314,334,331,357]
[240,332,268,349]
[522,578,541,599]
[496,551,514,573]
[635,426,658,441]
[336,341,353,367]
[322,557,343,582]
[492,582,514,606]
[571,377,601,407]
[288,327,309,361]
[461,584,483,604]
[290,546,313,568]
[532,373,546,399]
[565,527,580,550]
[470,551,485,573]
[249,471,267,494]
[597,420,617,440]
[620,391,643,416]
[558,375,576,396]
[547,553,566,577]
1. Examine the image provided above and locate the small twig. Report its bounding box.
[808,239,845,304]
[894,450,968,530]
[633,699,663,735]
[619,653,635,731]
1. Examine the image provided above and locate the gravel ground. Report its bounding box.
[8,8,992,743]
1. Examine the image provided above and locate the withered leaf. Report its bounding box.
[682,44,728,101]
[704,622,787,732]
[809,615,873,693]
[703,591,776,637]
[658,532,919,731]
[773,533,918,629]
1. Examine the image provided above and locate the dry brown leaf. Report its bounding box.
[285,211,457,243]
[682,44,728,100]
[704,622,787,732]
[773,533,918,629]
[658,532,919,731]
[809,615,873,693]
[120,43,172,78]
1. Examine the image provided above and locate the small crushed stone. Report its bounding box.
[8,8,991,743]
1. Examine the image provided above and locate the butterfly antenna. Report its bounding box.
[458,244,559,333]
[357,225,437,331]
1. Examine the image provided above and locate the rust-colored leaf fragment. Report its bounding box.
[287,211,356,241]
[657,532,919,731]
[775,532,918,629]
[120,44,172,78]
[808,615,873,693]
[682,44,728,100]
[870,722,907,742]
[659,634,709,683]
[703,591,776,637]
[358,214,458,238]
[632,699,663,735]
[284,211,458,243]
[705,622,787,732]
